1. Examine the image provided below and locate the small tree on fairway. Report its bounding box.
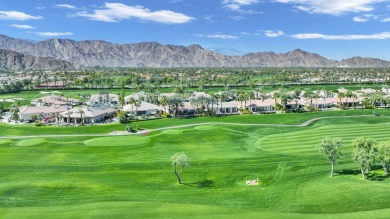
[170,152,189,184]
[318,137,343,177]
[352,137,376,180]
[10,104,19,122]
[374,140,390,176]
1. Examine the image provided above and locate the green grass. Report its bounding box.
[132,109,390,129]
[16,138,47,147]
[0,116,389,218]
[1,109,389,137]
[1,115,390,218]
[83,135,151,146]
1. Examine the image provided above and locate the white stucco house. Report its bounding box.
[59,107,116,124]
[19,106,68,122]
[87,93,119,107]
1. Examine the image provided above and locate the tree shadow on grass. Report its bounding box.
[336,166,388,181]
[335,169,360,176]
[366,172,387,181]
[183,179,214,188]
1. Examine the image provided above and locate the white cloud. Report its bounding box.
[353,13,379,22]
[223,0,258,6]
[9,24,35,29]
[196,34,238,39]
[204,15,215,22]
[291,32,390,40]
[0,11,43,20]
[222,0,261,14]
[55,4,77,9]
[274,0,389,15]
[36,32,74,37]
[229,15,245,20]
[76,3,194,24]
[264,30,285,37]
[353,16,369,22]
[241,31,251,35]
[381,17,390,22]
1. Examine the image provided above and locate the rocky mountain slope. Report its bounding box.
[0,49,75,71]
[0,34,389,68]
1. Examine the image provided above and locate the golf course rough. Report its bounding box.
[83,136,151,146]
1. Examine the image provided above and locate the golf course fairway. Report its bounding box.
[0,116,390,218]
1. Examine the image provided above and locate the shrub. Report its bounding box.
[242,109,251,114]
[275,103,283,110]
[35,121,43,127]
[305,106,318,112]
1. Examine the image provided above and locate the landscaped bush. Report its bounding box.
[305,106,318,112]
[242,109,251,114]
[34,121,43,126]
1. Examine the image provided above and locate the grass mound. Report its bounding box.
[0,139,11,145]
[84,136,151,146]
[161,129,184,135]
[193,125,215,131]
[16,138,46,146]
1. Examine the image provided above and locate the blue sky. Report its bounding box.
[1,0,390,60]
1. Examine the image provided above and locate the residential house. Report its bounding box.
[123,101,162,116]
[124,92,146,104]
[87,93,119,107]
[19,106,67,122]
[31,95,79,108]
[246,99,276,113]
[59,107,116,124]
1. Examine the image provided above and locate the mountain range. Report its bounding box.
[0,34,390,69]
[0,49,75,71]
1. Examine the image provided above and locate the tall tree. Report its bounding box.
[119,89,126,107]
[10,104,19,122]
[318,137,343,177]
[374,140,390,176]
[78,109,85,124]
[65,111,73,124]
[352,137,376,180]
[167,95,184,118]
[170,152,189,184]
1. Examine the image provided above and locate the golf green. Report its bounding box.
[0,139,12,145]
[161,129,184,135]
[16,138,46,146]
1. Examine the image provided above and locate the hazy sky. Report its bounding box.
[2,0,390,60]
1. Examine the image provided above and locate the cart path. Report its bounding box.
[0,115,380,139]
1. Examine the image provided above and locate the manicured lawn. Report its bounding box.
[0,116,390,218]
[1,109,389,136]
[132,108,390,129]
[0,123,126,136]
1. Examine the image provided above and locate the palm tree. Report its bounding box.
[337,92,345,108]
[219,92,227,115]
[134,99,141,116]
[167,95,184,118]
[78,109,85,124]
[160,96,168,115]
[65,111,73,124]
[10,104,19,122]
